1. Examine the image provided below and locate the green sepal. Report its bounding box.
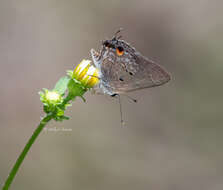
[43,105,50,113]
[67,70,73,78]
[67,79,87,100]
[54,115,70,121]
[56,108,64,116]
[60,115,70,120]
[80,96,86,102]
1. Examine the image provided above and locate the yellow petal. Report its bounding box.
[73,59,99,88]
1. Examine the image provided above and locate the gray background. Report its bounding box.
[1,0,223,190]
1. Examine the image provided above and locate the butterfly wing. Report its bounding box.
[100,53,171,94]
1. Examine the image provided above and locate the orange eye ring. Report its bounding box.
[116,46,124,56]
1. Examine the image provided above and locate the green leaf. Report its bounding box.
[53,76,70,95]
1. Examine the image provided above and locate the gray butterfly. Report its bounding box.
[91,30,171,96]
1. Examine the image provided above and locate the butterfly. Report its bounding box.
[90,29,171,97]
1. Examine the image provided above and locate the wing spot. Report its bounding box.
[119,77,124,81]
[129,72,133,75]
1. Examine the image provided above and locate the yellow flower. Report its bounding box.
[73,59,99,88]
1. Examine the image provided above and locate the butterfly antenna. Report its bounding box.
[113,28,123,40]
[117,35,122,40]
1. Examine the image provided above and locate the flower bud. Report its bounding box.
[45,91,62,104]
[40,90,63,106]
[73,59,99,88]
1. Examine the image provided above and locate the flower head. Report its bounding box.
[73,59,99,88]
[40,89,63,106]
[39,89,66,119]
[45,91,62,104]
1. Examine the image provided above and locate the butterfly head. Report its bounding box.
[91,36,134,68]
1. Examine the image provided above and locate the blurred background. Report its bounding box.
[1,0,223,189]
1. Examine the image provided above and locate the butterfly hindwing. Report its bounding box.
[100,45,170,93]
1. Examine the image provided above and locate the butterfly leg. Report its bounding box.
[123,94,137,103]
[110,94,125,126]
[111,93,118,97]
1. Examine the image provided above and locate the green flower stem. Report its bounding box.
[2,113,53,190]
[2,72,89,190]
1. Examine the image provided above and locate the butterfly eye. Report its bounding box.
[116,46,124,56]
[104,41,109,47]
[103,41,112,48]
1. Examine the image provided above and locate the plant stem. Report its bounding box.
[2,113,53,190]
